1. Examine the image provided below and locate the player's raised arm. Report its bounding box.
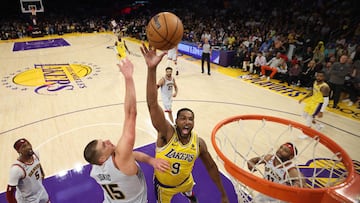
[114,58,138,175]
[288,168,307,188]
[140,43,171,145]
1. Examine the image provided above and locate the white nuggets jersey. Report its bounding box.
[264,156,295,185]
[160,77,175,110]
[8,153,49,203]
[90,156,147,203]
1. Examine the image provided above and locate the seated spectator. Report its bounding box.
[254,51,267,75]
[232,44,247,68]
[277,59,289,82]
[299,60,317,88]
[227,32,236,50]
[259,38,273,53]
[286,60,302,86]
[302,46,314,68]
[241,50,250,69]
[335,44,346,61]
[260,52,287,80]
[242,51,256,73]
[279,51,289,63]
[275,52,290,83]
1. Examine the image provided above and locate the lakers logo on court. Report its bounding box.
[2,63,101,95]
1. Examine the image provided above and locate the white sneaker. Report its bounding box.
[347,101,353,106]
[315,123,324,131]
[243,74,252,79]
[260,75,266,80]
[342,98,350,102]
[266,76,270,81]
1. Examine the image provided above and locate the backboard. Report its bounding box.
[20,0,44,13]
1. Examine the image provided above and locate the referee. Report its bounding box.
[199,38,212,75]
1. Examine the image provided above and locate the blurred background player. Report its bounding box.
[299,71,330,134]
[157,67,178,123]
[83,58,169,203]
[6,138,50,203]
[166,46,179,75]
[109,19,130,59]
[115,35,130,59]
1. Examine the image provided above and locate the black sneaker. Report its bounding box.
[176,70,179,75]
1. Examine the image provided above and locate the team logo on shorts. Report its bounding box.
[2,62,101,95]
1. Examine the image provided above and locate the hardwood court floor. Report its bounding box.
[0,33,359,197]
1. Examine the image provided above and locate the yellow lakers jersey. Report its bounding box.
[115,40,126,59]
[311,81,329,103]
[304,81,329,115]
[154,130,199,186]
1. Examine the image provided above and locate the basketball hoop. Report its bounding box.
[211,114,360,203]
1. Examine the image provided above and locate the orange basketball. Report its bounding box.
[146,12,184,50]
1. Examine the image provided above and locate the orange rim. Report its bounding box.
[211,114,357,203]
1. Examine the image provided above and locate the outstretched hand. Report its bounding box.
[117,57,134,78]
[247,161,257,172]
[140,42,166,69]
[152,158,170,172]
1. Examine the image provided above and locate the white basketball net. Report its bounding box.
[213,117,348,203]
